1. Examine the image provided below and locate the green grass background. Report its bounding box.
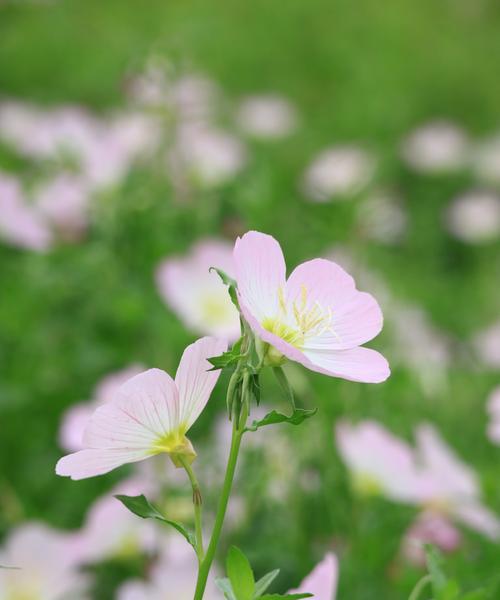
[1,0,500,598]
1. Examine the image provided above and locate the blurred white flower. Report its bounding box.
[401,121,469,173]
[357,191,408,245]
[168,123,246,188]
[117,537,219,600]
[59,364,145,452]
[486,386,500,444]
[335,420,428,503]
[34,174,90,241]
[127,63,172,108]
[0,172,52,251]
[472,320,500,369]
[471,134,500,186]
[156,239,241,340]
[167,75,220,124]
[236,94,298,140]
[0,522,89,599]
[445,190,500,244]
[302,146,376,202]
[416,423,500,541]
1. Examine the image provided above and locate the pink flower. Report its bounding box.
[0,173,52,251]
[236,94,298,140]
[0,522,89,599]
[288,553,338,600]
[59,364,145,452]
[472,319,500,369]
[416,424,500,540]
[486,386,500,444]
[234,231,389,383]
[56,337,227,480]
[445,190,500,244]
[335,420,427,503]
[402,511,462,566]
[156,239,241,340]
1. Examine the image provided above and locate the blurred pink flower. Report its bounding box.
[335,420,427,503]
[401,510,462,566]
[0,522,89,599]
[357,191,408,245]
[445,190,500,244]
[473,320,500,369]
[59,364,145,452]
[302,146,376,202]
[0,173,52,251]
[486,386,500,444]
[401,121,469,173]
[288,553,338,600]
[234,231,389,382]
[56,337,227,480]
[156,239,241,340]
[471,134,500,186]
[117,537,220,600]
[415,424,500,540]
[167,75,220,124]
[236,94,298,140]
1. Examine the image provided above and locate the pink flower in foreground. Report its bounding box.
[288,553,338,600]
[0,523,89,599]
[486,386,500,444]
[56,337,227,480]
[335,420,427,503]
[234,231,389,382]
[156,239,241,340]
[59,364,145,452]
[415,424,500,541]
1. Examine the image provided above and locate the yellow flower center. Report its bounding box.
[151,429,197,467]
[352,472,383,497]
[201,293,234,326]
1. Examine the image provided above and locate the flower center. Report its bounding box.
[201,293,234,325]
[262,284,334,349]
[151,429,197,467]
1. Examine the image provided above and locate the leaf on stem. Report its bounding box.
[210,267,240,309]
[272,367,295,409]
[254,569,280,596]
[216,577,238,600]
[227,546,255,600]
[115,494,196,548]
[245,408,317,432]
[208,338,245,371]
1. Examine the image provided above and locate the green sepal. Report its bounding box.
[114,494,196,549]
[216,577,238,600]
[245,408,317,432]
[254,569,280,596]
[226,546,255,600]
[208,338,245,371]
[272,366,295,409]
[210,267,240,309]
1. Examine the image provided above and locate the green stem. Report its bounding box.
[408,574,432,600]
[193,416,245,599]
[179,456,204,563]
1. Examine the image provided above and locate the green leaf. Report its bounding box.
[115,494,196,548]
[436,580,461,600]
[461,589,488,600]
[216,577,237,600]
[273,367,295,409]
[227,546,255,600]
[259,594,312,599]
[210,267,240,309]
[425,544,448,595]
[208,338,244,371]
[246,408,317,432]
[254,569,280,597]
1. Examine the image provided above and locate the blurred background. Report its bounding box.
[1,0,500,598]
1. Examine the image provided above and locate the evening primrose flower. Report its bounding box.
[288,553,338,600]
[156,239,241,340]
[234,231,389,382]
[56,337,227,480]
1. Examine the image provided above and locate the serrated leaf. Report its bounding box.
[425,545,448,595]
[227,546,255,600]
[254,569,280,597]
[210,267,240,309]
[115,494,196,548]
[259,594,312,599]
[246,408,317,432]
[216,577,237,600]
[208,338,244,371]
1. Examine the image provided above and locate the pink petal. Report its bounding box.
[234,231,286,322]
[454,503,500,541]
[175,336,228,430]
[303,346,390,383]
[288,553,338,600]
[286,258,383,349]
[56,448,151,480]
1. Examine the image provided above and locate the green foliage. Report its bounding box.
[246,408,317,432]
[114,494,196,549]
[208,338,245,371]
[210,267,240,310]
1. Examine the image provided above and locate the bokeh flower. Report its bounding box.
[234,231,389,382]
[236,94,298,140]
[401,121,469,173]
[445,190,500,244]
[56,337,227,479]
[288,553,338,600]
[486,386,500,444]
[0,523,89,599]
[472,319,500,369]
[302,146,376,202]
[156,239,240,340]
[357,191,408,245]
[471,134,500,186]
